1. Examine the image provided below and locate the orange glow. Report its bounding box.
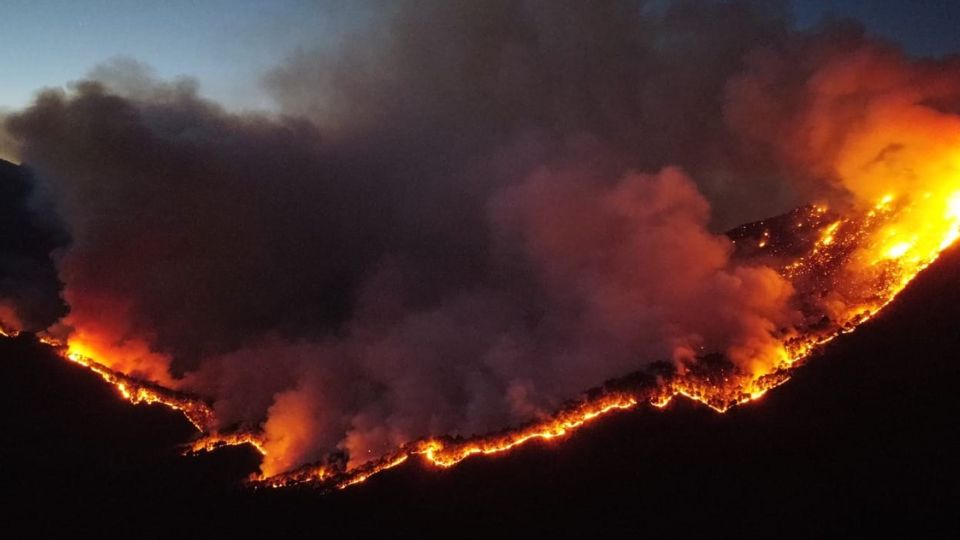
[819,221,840,246]
[0,302,22,337]
[336,455,409,490]
[63,326,175,388]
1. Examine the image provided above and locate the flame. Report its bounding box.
[62,324,175,387]
[821,221,840,246]
[335,455,409,490]
[253,393,640,489]
[0,302,23,337]
[415,394,639,468]
[187,432,267,457]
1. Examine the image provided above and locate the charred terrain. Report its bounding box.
[3,238,958,536]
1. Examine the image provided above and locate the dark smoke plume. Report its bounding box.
[0,159,69,331]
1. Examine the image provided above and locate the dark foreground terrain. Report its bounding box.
[3,246,960,537]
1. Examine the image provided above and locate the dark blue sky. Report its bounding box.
[2,1,959,111]
[791,0,960,57]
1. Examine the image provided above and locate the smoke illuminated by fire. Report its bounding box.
[0,303,22,337]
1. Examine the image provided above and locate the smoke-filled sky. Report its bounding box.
[2,0,960,111]
[4,0,960,478]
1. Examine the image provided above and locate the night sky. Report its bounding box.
[2,1,960,111]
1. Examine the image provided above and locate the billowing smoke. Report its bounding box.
[726,25,960,204]
[0,159,69,332]
[4,1,955,475]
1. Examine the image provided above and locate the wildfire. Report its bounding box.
[6,110,960,491]
[9,180,959,490]
[7,174,954,492]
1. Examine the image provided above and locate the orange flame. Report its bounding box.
[415,394,639,468]
[0,302,23,337]
[187,432,267,457]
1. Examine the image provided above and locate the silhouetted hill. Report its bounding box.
[0,336,261,535]
[2,243,959,536]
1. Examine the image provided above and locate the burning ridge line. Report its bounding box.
[20,325,804,491]
[36,335,216,432]
[258,361,803,491]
